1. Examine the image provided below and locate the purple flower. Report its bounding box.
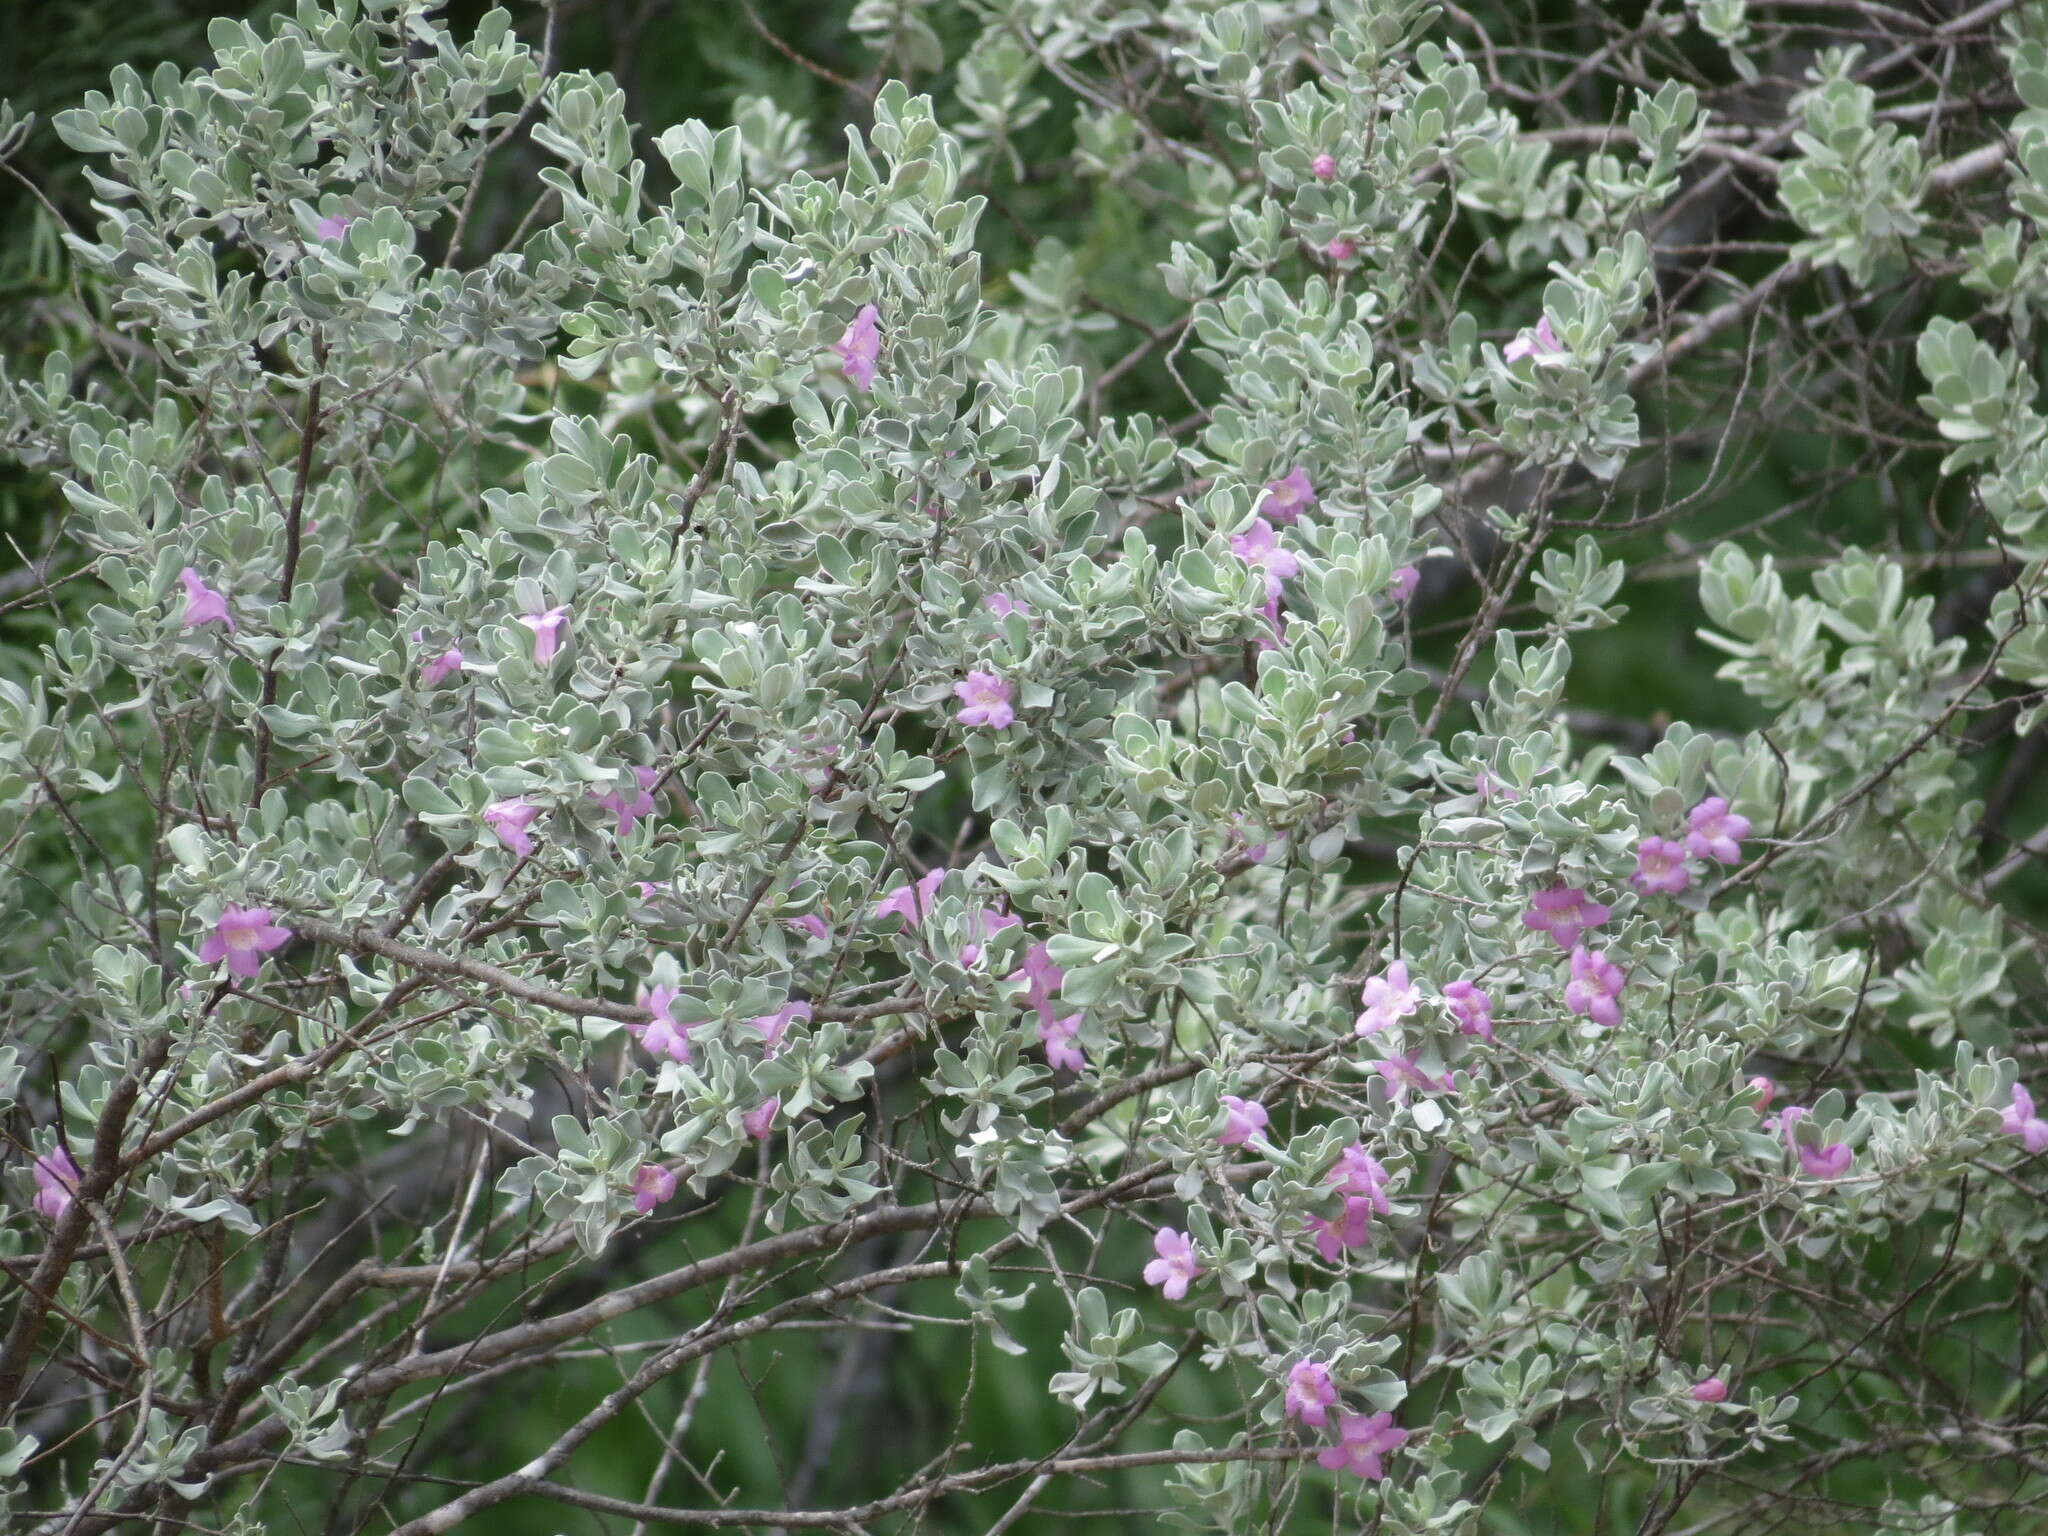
[1310,153,1338,181]
[876,866,948,925]
[420,645,465,687]
[1217,1095,1270,1148]
[959,908,1022,967]
[178,567,235,631]
[1691,1376,1729,1403]
[1039,1011,1086,1073]
[832,303,882,390]
[1749,1075,1777,1113]
[788,913,830,942]
[1307,1196,1376,1261]
[483,798,540,859]
[1686,797,1751,864]
[594,766,660,836]
[1142,1227,1201,1300]
[1326,1144,1391,1213]
[1230,516,1300,599]
[750,1000,811,1054]
[1474,767,1518,807]
[1564,945,1626,1028]
[1443,979,1494,1041]
[519,605,570,665]
[1263,468,1317,525]
[1325,236,1356,262]
[1285,1359,1337,1425]
[31,1145,79,1221]
[1631,835,1691,895]
[1799,1141,1853,1180]
[315,213,350,241]
[1389,564,1419,603]
[2002,1085,2048,1154]
[1502,315,1563,364]
[1355,960,1420,1037]
[984,593,1029,617]
[954,670,1016,729]
[1373,1053,1451,1101]
[1522,884,1611,951]
[743,1097,780,1140]
[632,1163,677,1214]
[1316,1410,1408,1480]
[631,984,694,1063]
[198,904,293,980]
[1764,1104,1808,1137]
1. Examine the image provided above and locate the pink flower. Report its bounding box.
[594,766,660,836]
[1326,1144,1390,1213]
[198,904,293,980]
[2002,1085,2048,1154]
[1686,797,1751,864]
[1039,1011,1086,1072]
[1325,236,1356,262]
[743,1097,780,1140]
[954,670,1016,729]
[1564,945,1626,1028]
[1443,979,1494,1041]
[1502,315,1563,364]
[1316,1410,1408,1480]
[1307,1196,1376,1260]
[483,798,540,858]
[178,568,235,631]
[31,1145,79,1221]
[1263,468,1317,525]
[518,605,570,664]
[1217,1095,1269,1148]
[1631,835,1690,894]
[631,984,694,1063]
[750,1000,810,1053]
[1015,943,1065,1014]
[1799,1141,1852,1180]
[1143,1227,1201,1300]
[1310,153,1338,181]
[1389,564,1419,603]
[959,908,1022,967]
[1764,1104,1808,1137]
[1749,1075,1777,1113]
[631,1163,677,1214]
[876,867,948,925]
[1355,960,1421,1036]
[1690,1376,1729,1403]
[1373,1053,1451,1101]
[1230,516,1300,599]
[1522,884,1611,950]
[832,304,882,390]
[1285,1359,1337,1425]
[984,593,1029,617]
[315,213,349,241]
[1474,767,1518,806]
[788,913,830,942]
[420,646,465,687]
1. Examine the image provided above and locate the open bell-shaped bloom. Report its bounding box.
[1522,884,1611,950]
[1039,1011,1085,1073]
[2002,1084,2048,1153]
[1142,1227,1201,1300]
[1307,1196,1376,1261]
[594,766,660,836]
[876,866,947,925]
[1686,797,1751,864]
[518,605,570,665]
[1230,516,1300,598]
[178,567,235,631]
[1374,1053,1452,1101]
[1326,1144,1390,1213]
[1799,1141,1853,1180]
[743,1098,780,1140]
[1443,979,1494,1041]
[1217,1095,1269,1148]
[483,798,540,858]
[1564,945,1626,1028]
[198,905,293,980]
[631,983,694,1064]
[1631,835,1691,894]
[1389,564,1419,603]
[1262,468,1316,524]
[1316,1410,1408,1480]
[315,212,350,241]
[832,304,882,390]
[1355,960,1421,1037]
[31,1145,79,1221]
[419,645,465,687]
[984,593,1029,618]
[750,1000,810,1054]
[959,908,1022,967]
[631,1163,677,1215]
[1285,1359,1337,1425]
[1503,315,1563,364]
[953,670,1016,729]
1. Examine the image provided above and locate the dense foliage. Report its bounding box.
[3,1,2048,1532]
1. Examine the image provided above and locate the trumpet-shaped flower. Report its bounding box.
[1686,797,1751,864]
[1523,884,1611,950]
[1307,1196,1376,1261]
[984,593,1029,617]
[743,1098,780,1140]
[594,766,660,836]
[1503,315,1563,364]
[1217,1095,1269,1148]
[1263,468,1316,524]
[1691,1376,1729,1404]
[1631,835,1691,895]
[632,1163,677,1214]
[519,605,570,664]
[178,568,235,631]
[1374,1053,1452,1100]
[483,798,540,858]
[1355,960,1420,1036]
[32,1145,79,1221]
[1326,1144,1390,1213]
[1309,154,1337,182]
[199,905,293,979]
[1316,1410,1408,1480]
[1285,1359,1337,1425]
[1443,979,1494,1040]
[1143,1227,1201,1300]
[954,670,1015,729]
[1230,516,1300,599]
[631,984,693,1064]
[1039,1011,1085,1073]
[876,866,947,924]
[1564,945,1626,1028]
[2003,1085,2048,1153]
[832,304,882,390]
[1799,1141,1853,1180]
[419,645,464,687]
[750,1000,810,1053]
